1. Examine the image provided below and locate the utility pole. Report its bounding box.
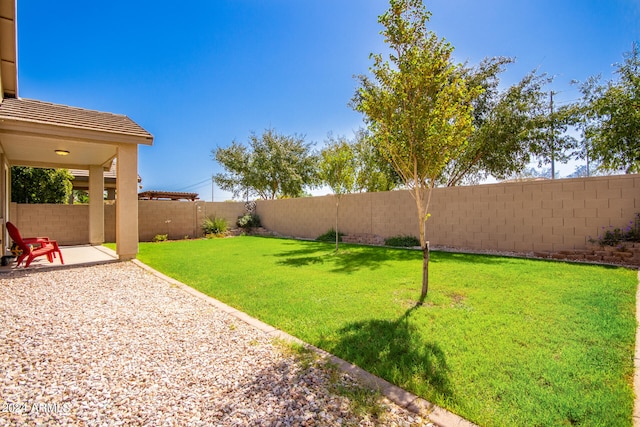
[550,91,555,180]
[211,175,214,202]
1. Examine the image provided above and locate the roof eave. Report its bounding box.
[0,117,154,145]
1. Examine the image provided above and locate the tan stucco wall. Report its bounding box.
[9,175,640,253]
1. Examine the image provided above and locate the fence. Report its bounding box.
[257,174,640,253]
[11,200,245,245]
[8,174,640,254]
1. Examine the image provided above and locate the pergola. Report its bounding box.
[0,1,153,260]
[138,191,199,201]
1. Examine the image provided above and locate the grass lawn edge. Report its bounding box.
[103,239,638,426]
[129,257,479,427]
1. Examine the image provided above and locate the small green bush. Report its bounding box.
[237,213,261,229]
[384,235,420,247]
[202,216,228,236]
[589,212,640,246]
[316,228,344,242]
[152,234,168,242]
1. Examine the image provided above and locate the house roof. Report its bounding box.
[69,160,142,186]
[0,97,153,140]
[69,167,117,181]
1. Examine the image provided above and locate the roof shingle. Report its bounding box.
[0,97,152,139]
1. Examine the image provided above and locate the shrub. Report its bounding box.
[152,234,168,242]
[316,228,344,243]
[384,235,420,247]
[589,212,640,246]
[202,216,228,236]
[237,213,261,229]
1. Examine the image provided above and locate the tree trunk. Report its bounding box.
[421,241,429,301]
[416,193,429,300]
[335,197,339,251]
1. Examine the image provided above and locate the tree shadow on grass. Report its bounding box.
[328,247,419,273]
[429,251,514,266]
[277,256,326,267]
[274,243,421,273]
[319,303,453,402]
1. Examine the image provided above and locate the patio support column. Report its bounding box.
[0,154,8,253]
[115,144,139,260]
[88,164,104,245]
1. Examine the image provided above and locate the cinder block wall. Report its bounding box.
[203,202,246,230]
[104,201,245,242]
[9,174,640,253]
[257,174,640,253]
[11,203,89,245]
[105,202,115,243]
[134,201,245,241]
[256,190,418,240]
[137,200,200,241]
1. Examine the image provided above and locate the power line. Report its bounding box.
[554,98,581,106]
[174,178,211,192]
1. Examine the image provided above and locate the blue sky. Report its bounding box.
[16,0,640,201]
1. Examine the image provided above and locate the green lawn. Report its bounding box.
[121,236,637,426]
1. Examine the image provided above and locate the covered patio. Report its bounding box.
[0,1,153,261]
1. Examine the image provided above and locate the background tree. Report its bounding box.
[573,43,640,173]
[444,58,554,185]
[529,93,578,178]
[319,135,357,250]
[352,128,402,192]
[352,0,480,299]
[11,166,73,204]
[564,163,610,178]
[213,129,318,200]
[508,166,558,181]
[72,190,90,204]
[568,75,600,177]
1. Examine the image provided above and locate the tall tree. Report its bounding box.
[352,0,479,299]
[444,59,554,186]
[352,128,402,192]
[319,136,357,250]
[213,129,318,200]
[530,92,578,177]
[569,75,601,176]
[11,166,73,204]
[575,43,640,173]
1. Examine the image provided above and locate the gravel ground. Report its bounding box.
[0,262,431,426]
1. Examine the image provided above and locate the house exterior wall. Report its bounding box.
[9,175,640,254]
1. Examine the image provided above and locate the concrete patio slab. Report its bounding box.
[0,244,118,273]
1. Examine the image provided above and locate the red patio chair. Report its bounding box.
[6,222,64,268]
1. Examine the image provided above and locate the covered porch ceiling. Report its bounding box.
[0,97,153,169]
